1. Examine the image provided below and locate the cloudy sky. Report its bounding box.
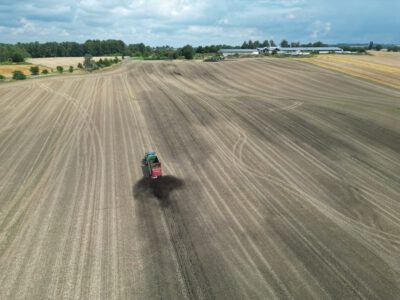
[0,0,399,46]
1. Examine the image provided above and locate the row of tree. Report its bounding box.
[0,44,30,63]
[0,40,127,63]
[1,39,398,64]
[1,39,328,63]
[18,40,126,58]
[240,40,328,49]
[367,41,399,52]
[80,55,121,71]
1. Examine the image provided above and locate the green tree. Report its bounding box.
[12,70,26,80]
[77,62,83,69]
[30,66,39,75]
[241,41,249,49]
[262,40,270,47]
[10,52,25,63]
[41,69,48,74]
[312,41,327,47]
[0,44,29,62]
[103,58,112,67]
[56,66,64,73]
[181,45,194,59]
[270,40,276,47]
[368,41,374,50]
[0,74,5,80]
[374,44,383,51]
[280,39,289,47]
[83,54,94,70]
[291,41,300,47]
[69,65,74,73]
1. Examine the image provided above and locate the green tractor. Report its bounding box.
[142,152,162,179]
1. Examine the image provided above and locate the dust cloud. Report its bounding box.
[133,175,185,207]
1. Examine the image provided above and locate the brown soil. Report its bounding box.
[0,58,399,299]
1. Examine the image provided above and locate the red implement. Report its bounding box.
[143,152,163,179]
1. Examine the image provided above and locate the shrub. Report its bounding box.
[181,45,194,59]
[42,69,49,74]
[103,58,111,67]
[56,66,63,73]
[0,74,5,80]
[77,62,83,69]
[12,70,26,80]
[30,66,39,75]
[69,65,74,73]
[10,52,25,63]
[83,54,94,70]
[388,46,399,52]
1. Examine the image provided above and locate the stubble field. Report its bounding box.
[0,64,52,78]
[0,58,400,299]
[303,51,400,89]
[26,56,123,69]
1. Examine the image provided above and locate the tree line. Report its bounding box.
[0,44,30,63]
[1,39,398,64]
[0,40,128,63]
[0,40,237,62]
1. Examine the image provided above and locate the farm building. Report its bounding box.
[258,46,344,54]
[220,47,344,57]
[220,49,260,57]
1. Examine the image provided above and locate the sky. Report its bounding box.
[0,0,399,46]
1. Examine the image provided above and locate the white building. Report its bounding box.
[219,49,260,57]
[258,46,344,54]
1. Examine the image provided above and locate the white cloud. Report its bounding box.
[309,20,331,39]
[11,18,36,35]
[111,7,131,16]
[186,26,223,34]
[126,0,207,19]
[0,1,398,45]
[218,18,229,25]
[9,17,69,37]
[286,13,295,19]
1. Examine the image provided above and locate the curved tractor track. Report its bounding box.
[0,58,400,299]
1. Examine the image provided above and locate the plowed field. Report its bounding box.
[1,58,400,299]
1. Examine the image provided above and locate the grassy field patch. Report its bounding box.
[297,51,400,89]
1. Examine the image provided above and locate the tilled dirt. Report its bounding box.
[0,58,400,299]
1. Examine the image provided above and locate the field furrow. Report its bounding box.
[1,58,399,299]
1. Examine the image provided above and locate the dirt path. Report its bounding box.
[1,58,400,299]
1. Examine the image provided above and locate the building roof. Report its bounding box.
[258,46,343,51]
[220,49,259,53]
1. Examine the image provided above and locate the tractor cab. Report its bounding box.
[143,152,162,179]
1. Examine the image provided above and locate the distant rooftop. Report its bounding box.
[258,46,343,51]
[220,49,259,52]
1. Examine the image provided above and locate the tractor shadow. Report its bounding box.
[133,175,185,208]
